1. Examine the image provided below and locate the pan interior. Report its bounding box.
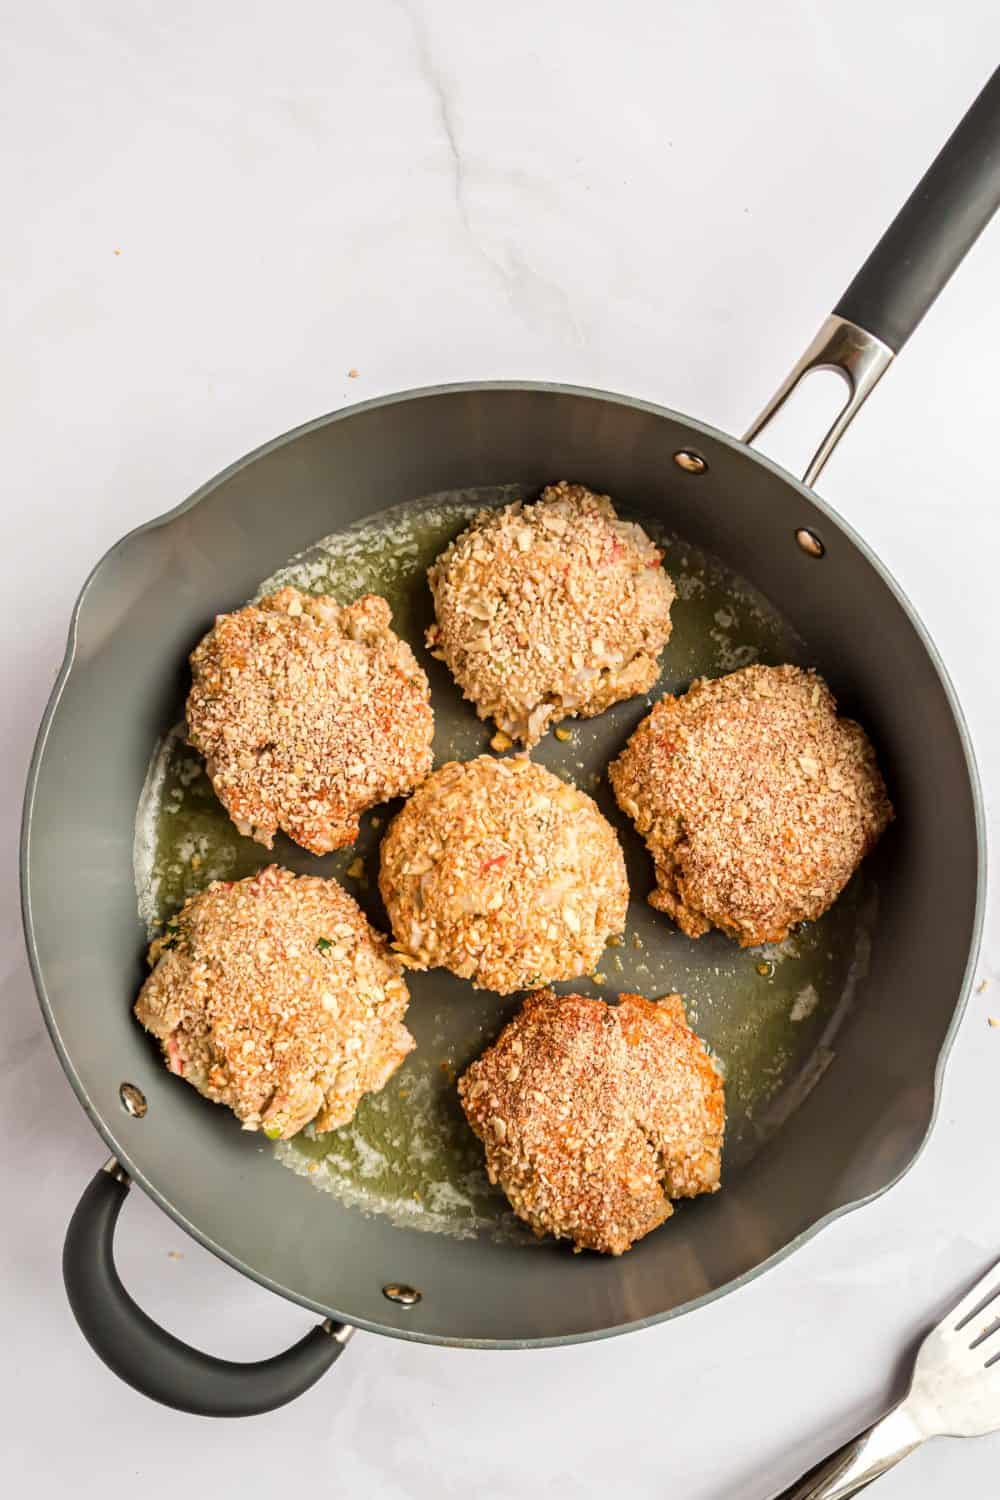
[134,484,879,1244]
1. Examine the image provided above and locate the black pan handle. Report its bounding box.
[63,1160,353,1417]
[835,64,1000,353]
[744,65,1000,487]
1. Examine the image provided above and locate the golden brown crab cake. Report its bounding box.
[134,866,414,1138]
[378,755,628,994]
[609,664,893,947]
[426,482,675,747]
[186,586,433,855]
[458,990,724,1255]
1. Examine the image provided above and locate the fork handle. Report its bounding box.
[773,1404,926,1499]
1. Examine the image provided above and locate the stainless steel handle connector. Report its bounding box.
[743,315,894,487]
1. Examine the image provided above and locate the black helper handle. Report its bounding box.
[835,64,1000,351]
[63,1162,352,1417]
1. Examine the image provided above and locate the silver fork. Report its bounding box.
[774,1258,1000,1498]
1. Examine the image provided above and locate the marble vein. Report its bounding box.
[395,0,582,342]
[397,0,472,237]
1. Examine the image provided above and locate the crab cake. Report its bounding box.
[459,990,724,1255]
[379,755,628,993]
[426,482,675,747]
[609,664,892,947]
[186,586,433,855]
[134,866,414,1139]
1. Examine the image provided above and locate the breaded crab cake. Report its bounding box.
[426,482,675,747]
[459,989,724,1255]
[134,866,414,1138]
[378,755,628,993]
[609,664,893,947]
[186,586,433,855]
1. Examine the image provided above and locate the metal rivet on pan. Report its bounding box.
[382,1283,422,1307]
[673,449,708,474]
[795,528,825,558]
[119,1083,148,1118]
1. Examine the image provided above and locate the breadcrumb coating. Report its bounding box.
[459,989,724,1254]
[427,483,674,746]
[379,755,628,993]
[187,587,433,855]
[135,866,413,1138]
[610,664,892,946]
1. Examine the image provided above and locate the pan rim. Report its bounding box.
[20,380,988,1349]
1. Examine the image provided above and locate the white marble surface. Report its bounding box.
[4,3,1000,1495]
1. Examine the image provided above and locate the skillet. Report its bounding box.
[21,67,999,1414]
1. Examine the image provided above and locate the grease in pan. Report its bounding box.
[135,484,879,1242]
